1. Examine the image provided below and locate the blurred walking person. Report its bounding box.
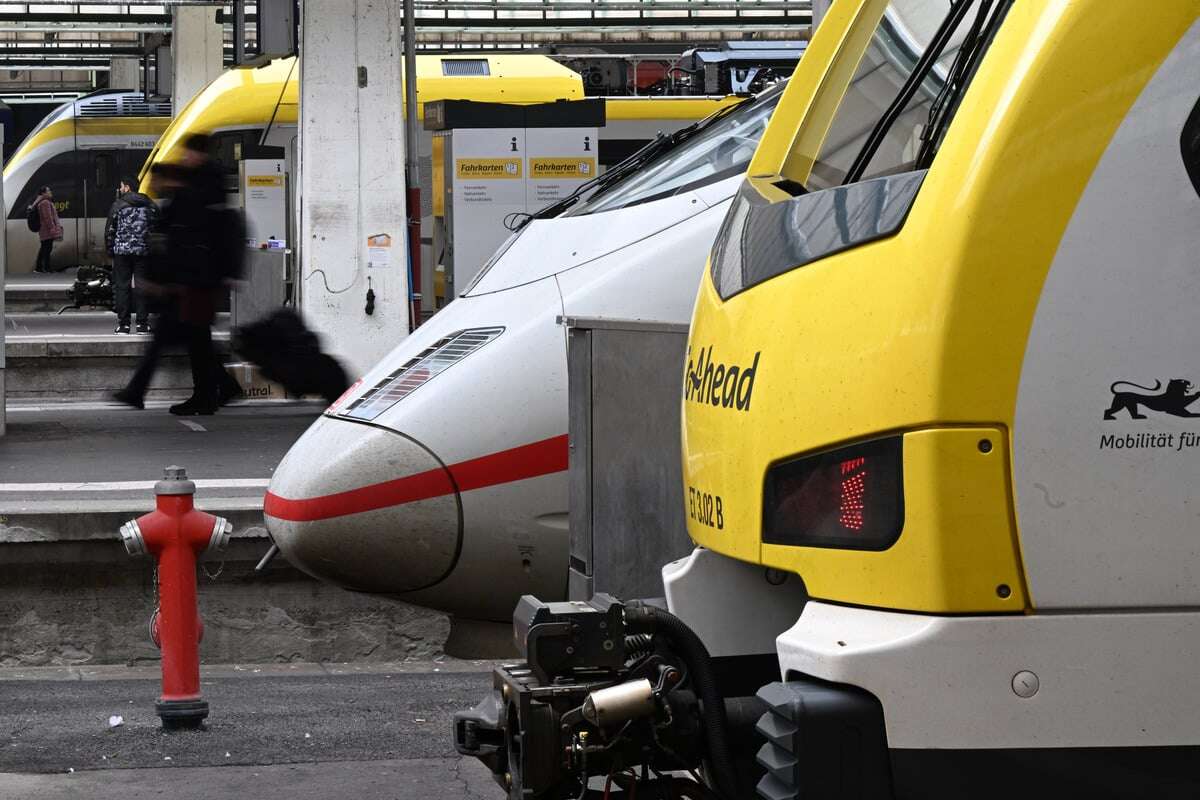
[29,186,62,273]
[114,134,241,415]
[105,178,157,334]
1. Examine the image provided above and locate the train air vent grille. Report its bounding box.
[442,59,490,76]
[78,96,171,118]
[341,327,504,421]
[77,98,121,117]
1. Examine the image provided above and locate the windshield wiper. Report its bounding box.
[508,94,757,229]
[842,0,974,185]
[915,0,1001,168]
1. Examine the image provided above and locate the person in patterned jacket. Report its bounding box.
[104,178,158,334]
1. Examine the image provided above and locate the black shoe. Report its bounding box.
[169,398,218,416]
[112,390,144,410]
[217,375,243,406]
[135,322,150,334]
[115,323,131,334]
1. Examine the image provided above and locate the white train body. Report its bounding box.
[265,88,783,621]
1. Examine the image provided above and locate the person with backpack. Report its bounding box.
[114,134,241,415]
[27,186,63,273]
[105,178,158,334]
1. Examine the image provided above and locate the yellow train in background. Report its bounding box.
[2,55,741,279]
[138,54,741,304]
[143,54,735,175]
[3,90,171,273]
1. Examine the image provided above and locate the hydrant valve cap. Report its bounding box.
[120,520,146,557]
[207,517,232,555]
[155,465,196,496]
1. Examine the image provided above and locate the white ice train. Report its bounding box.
[264,85,784,624]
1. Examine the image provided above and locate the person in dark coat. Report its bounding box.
[105,178,157,334]
[31,186,63,273]
[114,134,240,415]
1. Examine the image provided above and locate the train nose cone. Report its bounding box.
[264,415,460,593]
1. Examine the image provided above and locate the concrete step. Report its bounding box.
[6,329,234,401]
[7,272,78,314]
[5,280,75,313]
[3,312,299,401]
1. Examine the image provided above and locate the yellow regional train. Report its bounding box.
[456,2,1200,799]
[3,90,171,273]
[681,0,1200,796]
[140,53,740,179]
[139,54,740,306]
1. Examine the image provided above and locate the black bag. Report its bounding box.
[25,203,39,232]
[65,265,114,310]
[231,308,349,404]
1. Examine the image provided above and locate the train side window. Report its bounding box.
[206,131,284,194]
[1183,95,1200,199]
[6,150,80,220]
[94,152,113,191]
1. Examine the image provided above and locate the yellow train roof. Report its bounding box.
[604,95,741,120]
[141,54,585,180]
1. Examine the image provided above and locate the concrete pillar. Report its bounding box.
[298,0,409,378]
[171,7,223,115]
[109,58,141,91]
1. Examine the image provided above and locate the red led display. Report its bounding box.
[762,437,903,551]
[838,456,867,531]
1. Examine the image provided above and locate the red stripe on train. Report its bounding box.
[263,434,569,522]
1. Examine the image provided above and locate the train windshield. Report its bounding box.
[804,0,1007,192]
[565,84,785,215]
[13,100,73,152]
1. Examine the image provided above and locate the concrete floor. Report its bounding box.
[0,401,319,500]
[0,662,501,800]
[5,311,231,338]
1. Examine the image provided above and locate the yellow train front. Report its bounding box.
[681,0,1200,796]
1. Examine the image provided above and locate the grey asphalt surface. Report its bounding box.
[1,758,499,800]
[0,665,501,800]
[0,403,320,494]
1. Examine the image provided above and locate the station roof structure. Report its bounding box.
[0,1,809,96]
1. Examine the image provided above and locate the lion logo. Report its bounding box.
[1103,378,1200,420]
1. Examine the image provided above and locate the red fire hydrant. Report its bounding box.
[120,466,231,730]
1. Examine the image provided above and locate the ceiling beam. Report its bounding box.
[0,60,111,69]
[0,47,146,56]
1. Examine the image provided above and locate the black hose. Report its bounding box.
[624,634,654,661]
[625,604,738,800]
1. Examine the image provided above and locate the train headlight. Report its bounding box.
[762,437,904,551]
[337,327,504,421]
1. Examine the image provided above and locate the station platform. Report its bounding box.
[0,401,453,669]
[4,270,244,402]
[0,660,498,800]
[0,398,306,498]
